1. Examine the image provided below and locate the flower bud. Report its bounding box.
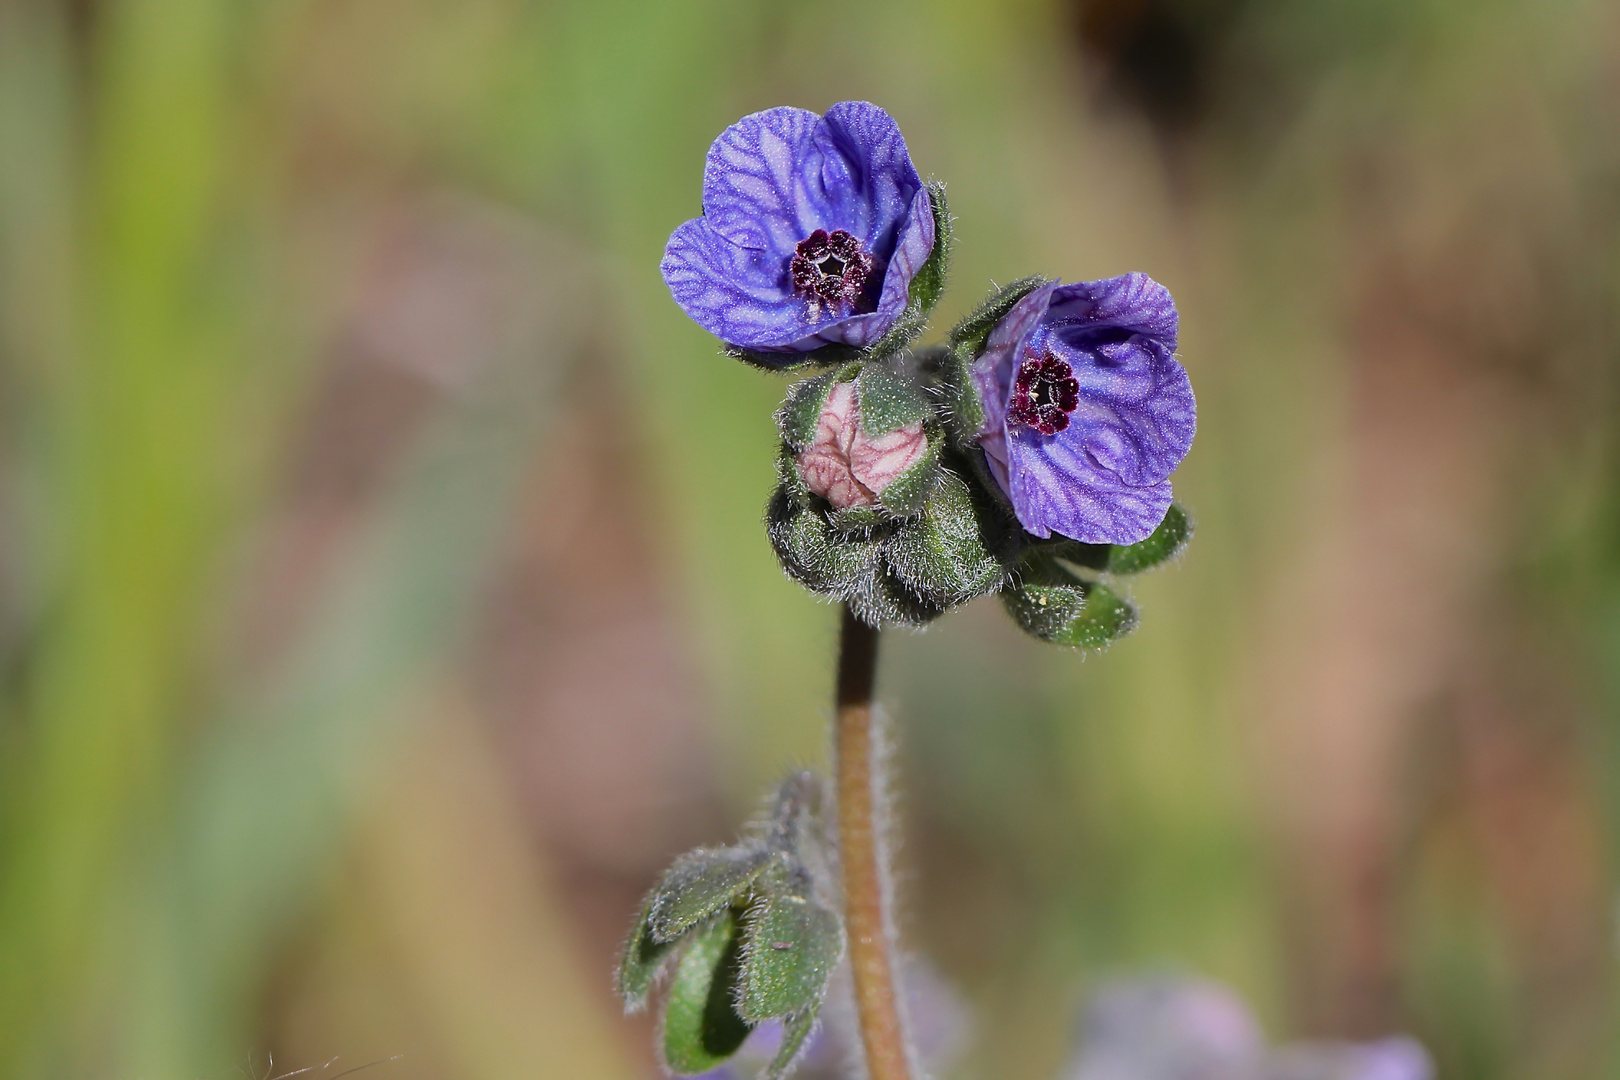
[795,381,929,511]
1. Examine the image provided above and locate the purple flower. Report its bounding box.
[661,102,936,360]
[972,274,1195,544]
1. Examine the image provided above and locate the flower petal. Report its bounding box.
[701,106,822,256]
[1046,272,1178,350]
[661,218,806,349]
[1037,328,1196,487]
[666,102,928,354]
[821,186,936,348]
[813,101,924,251]
[1005,429,1173,543]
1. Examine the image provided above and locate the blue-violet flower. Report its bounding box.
[662,102,936,359]
[972,273,1194,544]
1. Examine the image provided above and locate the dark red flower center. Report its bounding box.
[790,228,874,315]
[1008,349,1081,435]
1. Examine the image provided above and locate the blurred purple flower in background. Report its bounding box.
[661,102,936,359]
[1065,976,1432,1080]
[972,274,1194,543]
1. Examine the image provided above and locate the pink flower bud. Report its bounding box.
[796,381,929,509]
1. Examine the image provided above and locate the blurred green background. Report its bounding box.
[0,0,1617,1076]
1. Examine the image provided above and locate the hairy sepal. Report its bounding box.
[767,455,1026,629]
[856,360,931,436]
[618,896,679,1011]
[776,371,842,450]
[940,276,1052,446]
[885,466,1015,607]
[737,873,844,1021]
[1002,556,1139,648]
[649,845,780,942]
[873,433,942,519]
[661,911,752,1075]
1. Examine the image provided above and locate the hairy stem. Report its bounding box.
[834,605,912,1080]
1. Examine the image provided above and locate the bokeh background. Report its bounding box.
[1,0,1618,1077]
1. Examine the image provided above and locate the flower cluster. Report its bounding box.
[636,101,1203,1080]
[661,100,1196,642]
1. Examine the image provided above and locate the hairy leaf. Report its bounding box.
[1003,562,1138,648]
[617,896,677,1011]
[662,912,752,1075]
[650,846,778,942]
[738,894,843,1021]
[760,1004,821,1080]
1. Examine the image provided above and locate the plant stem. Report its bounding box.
[834,604,912,1080]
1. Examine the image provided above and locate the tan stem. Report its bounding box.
[834,604,912,1080]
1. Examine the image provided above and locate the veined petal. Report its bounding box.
[662,219,806,349]
[820,186,935,348]
[813,101,923,251]
[973,272,1193,545]
[666,102,929,355]
[1005,431,1173,543]
[1046,272,1178,349]
[702,106,821,256]
[1036,328,1195,487]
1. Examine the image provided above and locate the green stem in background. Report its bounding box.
[834,604,913,1080]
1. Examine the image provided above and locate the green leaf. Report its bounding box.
[760,1004,821,1080]
[874,434,941,519]
[775,374,837,449]
[766,482,884,596]
[1104,502,1192,574]
[649,845,778,942]
[946,275,1050,354]
[885,467,1014,605]
[856,361,930,436]
[1002,574,1138,648]
[738,893,843,1021]
[908,181,951,316]
[662,912,753,1075]
[617,896,678,1011]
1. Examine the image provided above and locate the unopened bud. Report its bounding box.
[796,381,929,510]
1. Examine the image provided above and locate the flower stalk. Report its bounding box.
[834,604,912,1080]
